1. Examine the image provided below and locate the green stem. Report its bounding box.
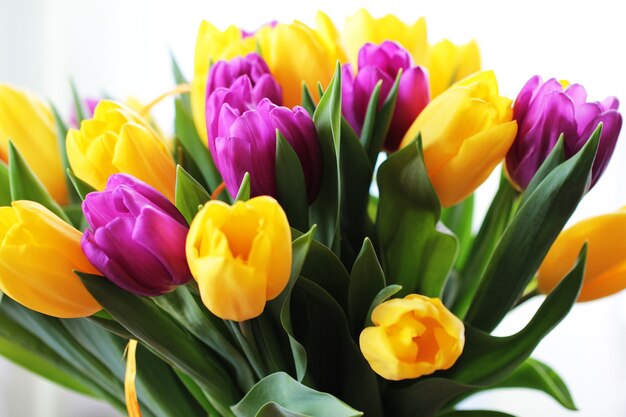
[227,321,266,380]
[252,314,290,374]
[452,174,519,318]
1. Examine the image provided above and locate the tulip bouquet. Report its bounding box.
[0,9,624,417]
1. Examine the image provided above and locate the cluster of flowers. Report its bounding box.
[0,9,623,387]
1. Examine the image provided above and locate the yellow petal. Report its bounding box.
[428,39,481,98]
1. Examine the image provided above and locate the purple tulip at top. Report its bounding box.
[215,98,321,201]
[81,174,191,296]
[506,76,622,190]
[342,41,430,151]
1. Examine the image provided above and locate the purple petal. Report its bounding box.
[585,111,623,187]
[215,135,260,198]
[565,83,588,105]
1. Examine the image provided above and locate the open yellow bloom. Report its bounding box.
[400,71,517,207]
[538,208,626,301]
[343,9,428,68]
[360,294,464,381]
[186,196,292,321]
[0,201,101,318]
[0,85,68,204]
[66,100,176,201]
[191,12,342,144]
[428,39,481,98]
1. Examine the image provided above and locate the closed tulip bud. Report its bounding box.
[192,13,342,144]
[66,100,176,201]
[400,71,518,207]
[342,41,429,151]
[538,208,626,302]
[360,294,465,381]
[214,98,321,201]
[428,39,481,98]
[506,76,622,190]
[81,174,191,296]
[0,201,101,318]
[0,84,68,204]
[186,196,291,321]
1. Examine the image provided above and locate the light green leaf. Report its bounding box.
[441,194,474,270]
[175,165,211,224]
[349,238,385,334]
[364,284,402,327]
[301,83,316,116]
[276,132,309,231]
[0,162,10,206]
[235,172,251,202]
[70,79,86,125]
[66,168,96,201]
[50,101,80,204]
[170,52,191,111]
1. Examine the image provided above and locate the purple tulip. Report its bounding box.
[81,174,191,296]
[214,98,321,201]
[506,76,622,190]
[342,41,430,151]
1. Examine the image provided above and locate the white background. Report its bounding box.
[1,0,625,416]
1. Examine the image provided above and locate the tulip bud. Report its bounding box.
[538,208,626,302]
[360,294,465,381]
[186,196,292,321]
[66,100,176,201]
[213,98,321,201]
[81,174,191,296]
[342,41,429,151]
[506,76,622,190]
[0,84,68,204]
[0,201,101,318]
[400,71,518,207]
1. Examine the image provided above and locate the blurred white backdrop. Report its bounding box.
[1,0,625,416]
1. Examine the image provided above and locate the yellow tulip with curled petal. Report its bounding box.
[186,196,291,321]
[0,84,68,204]
[360,294,464,381]
[191,12,342,144]
[400,71,517,207]
[0,200,101,318]
[428,39,481,98]
[66,100,176,201]
[538,208,626,301]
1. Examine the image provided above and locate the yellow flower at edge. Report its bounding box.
[428,39,481,98]
[0,84,69,204]
[538,208,626,302]
[191,12,343,144]
[186,196,292,321]
[66,100,176,201]
[0,200,101,318]
[360,294,465,381]
[400,71,518,207]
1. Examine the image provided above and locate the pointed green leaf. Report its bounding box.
[301,83,316,116]
[50,102,80,204]
[70,79,86,125]
[170,52,191,111]
[363,70,401,165]
[276,132,309,231]
[232,372,363,417]
[0,162,10,206]
[175,165,211,224]
[358,81,382,150]
[364,284,402,327]
[349,238,385,334]
[235,172,251,202]
[67,168,96,201]
[377,138,458,298]
[8,141,71,223]
[466,126,600,331]
[521,135,565,206]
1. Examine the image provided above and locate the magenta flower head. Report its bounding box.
[342,41,430,151]
[506,76,622,190]
[81,174,191,296]
[214,98,321,201]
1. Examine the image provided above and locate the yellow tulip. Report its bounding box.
[428,39,481,98]
[343,9,428,68]
[66,100,176,201]
[191,13,341,144]
[400,71,517,207]
[360,294,465,381]
[0,200,101,318]
[538,209,626,301]
[186,196,292,321]
[0,84,68,204]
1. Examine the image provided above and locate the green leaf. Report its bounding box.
[0,162,10,206]
[231,372,363,417]
[384,377,474,417]
[70,79,86,125]
[78,272,240,413]
[174,97,224,196]
[170,52,191,111]
[8,141,71,223]
[67,168,96,201]
[490,358,576,410]
[301,83,316,116]
[235,172,251,202]
[466,126,599,331]
[441,194,474,270]
[276,132,309,231]
[349,238,385,334]
[176,370,221,415]
[310,62,342,251]
[377,138,458,298]
[451,245,586,385]
[50,102,80,204]
[358,81,382,151]
[438,411,515,417]
[521,135,565,206]
[290,279,382,416]
[175,165,211,224]
[364,284,402,327]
